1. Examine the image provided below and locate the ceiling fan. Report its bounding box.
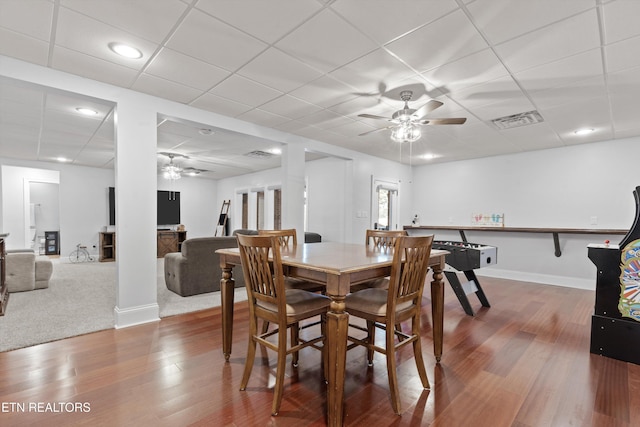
[358,90,467,142]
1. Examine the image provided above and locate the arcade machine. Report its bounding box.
[588,186,640,364]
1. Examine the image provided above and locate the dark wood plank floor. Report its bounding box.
[1,276,638,426]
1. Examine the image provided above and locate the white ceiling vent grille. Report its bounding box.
[490,110,544,130]
[245,150,274,159]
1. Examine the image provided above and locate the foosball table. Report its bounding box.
[431,240,498,316]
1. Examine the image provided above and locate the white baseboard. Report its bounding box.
[114,303,160,328]
[476,268,595,291]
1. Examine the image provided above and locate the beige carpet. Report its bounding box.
[0,258,247,352]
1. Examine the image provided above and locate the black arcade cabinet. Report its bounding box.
[588,186,640,365]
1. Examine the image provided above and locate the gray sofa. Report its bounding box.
[6,250,53,292]
[164,236,246,297]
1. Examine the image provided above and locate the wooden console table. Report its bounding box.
[99,230,187,261]
[405,225,627,257]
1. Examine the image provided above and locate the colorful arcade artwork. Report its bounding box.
[471,213,504,227]
[619,238,640,322]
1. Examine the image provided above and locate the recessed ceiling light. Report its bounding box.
[270,147,282,155]
[108,42,143,59]
[420,153,437,160]
[76,107,98,116]
[574,128,595,135]
[198,128,214,136]
[56,157,69,162]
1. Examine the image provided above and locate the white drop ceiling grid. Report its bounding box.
[0,0,639,179]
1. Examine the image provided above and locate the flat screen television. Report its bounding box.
[157,190,181,225]
[108,188,181,226]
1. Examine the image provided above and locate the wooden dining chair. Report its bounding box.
[345,234,434,414]
[350,229,409,292]
[258,228,297,246]
[365,229,408,249]
[237,234,331,416]
[257,229,324,291]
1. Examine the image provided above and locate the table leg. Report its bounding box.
[326,296,348,427]
[431,264,445,362]
[221,265,235,361]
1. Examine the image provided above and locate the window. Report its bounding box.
[274,188,281,229]
[256,191,264,230]
[372,178,399,230]
[242,193,248,229]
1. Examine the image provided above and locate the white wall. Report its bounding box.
[0,157,219,256]
[1,163,60,250]
[157,177,218,238]
[410,136,640,289]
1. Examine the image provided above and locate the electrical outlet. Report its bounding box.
[590,216,598,225]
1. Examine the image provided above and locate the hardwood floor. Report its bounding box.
[1,276,638,426]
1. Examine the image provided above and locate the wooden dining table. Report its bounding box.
[217,241,448,427]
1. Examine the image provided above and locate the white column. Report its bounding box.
[113,98,159,328]
[281,144,306,238]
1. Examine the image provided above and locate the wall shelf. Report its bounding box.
[405,225,627,257]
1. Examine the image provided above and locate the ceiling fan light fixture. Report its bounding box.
[161,153,183,180]
[390,123,421,143]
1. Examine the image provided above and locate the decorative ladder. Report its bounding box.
[215,200,231,236]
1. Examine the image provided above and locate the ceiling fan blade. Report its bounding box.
[358,113,392,122]
[358,126,394,136]
[421,118,467,125]
[412,100,444,120]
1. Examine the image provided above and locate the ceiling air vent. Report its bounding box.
[490,110,544,130]
[244,150,274,159]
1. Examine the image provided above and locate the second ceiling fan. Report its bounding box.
[358,90,466,142]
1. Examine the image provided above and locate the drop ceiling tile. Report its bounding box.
[60,0,187,43]
[386,9,489,73]
[275,9,378,74]
[145,47,230,91]
[288,75,358,109]
[605,35,640,74]
[166,8,267,71]
[466,0,594,44]
[606,67,640,98]
[602,0,640,44]
[295,109,354,130]
[469,96,536,122]
[420,48,510,94]
[543,96,611,135]
[55,8,159,69]
[131,74,202,104]
[259,95,323,120]
[331,0,459,45]
[236,109,290,128]
[452,75,525,110]
[329,48,416,95]
[498,122,563,151]
[327,95,390,119]
[0,0,53,41]
[189,92,253,117]
[52,46,140,88]
[0,28,49,66]
[236,48,324,93]
[494,9,601,73]
[527,76,607,110]
[207,74,283,108]
[195,0,321,44]
[514,48,603,92]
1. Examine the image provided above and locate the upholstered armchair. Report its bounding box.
[164,236,246,297]
[5,250,53,292]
